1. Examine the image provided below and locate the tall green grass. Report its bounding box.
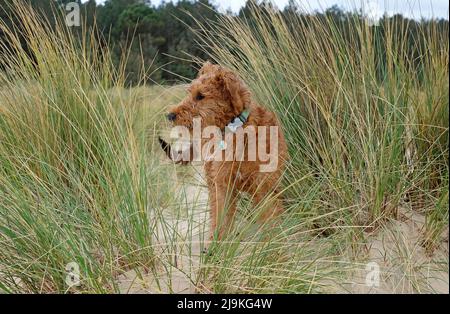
[195,2,449,249]
[0,1,178,293]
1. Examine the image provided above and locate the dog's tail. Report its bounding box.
[158,136,192,165]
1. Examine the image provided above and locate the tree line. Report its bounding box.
[1,0,448,85]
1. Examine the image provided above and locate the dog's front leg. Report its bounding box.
[209,183,237,241]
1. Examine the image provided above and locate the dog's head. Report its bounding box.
[166,62,251,129]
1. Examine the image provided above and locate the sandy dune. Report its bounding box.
[116,166,449,294]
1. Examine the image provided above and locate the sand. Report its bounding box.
[116,167,449,294]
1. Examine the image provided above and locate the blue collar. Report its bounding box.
[226,109,250,133]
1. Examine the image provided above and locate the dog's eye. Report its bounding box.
[195,93,205,101]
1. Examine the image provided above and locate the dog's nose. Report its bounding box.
[167,112,176,122]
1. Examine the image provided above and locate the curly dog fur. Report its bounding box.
[160,62,288,241]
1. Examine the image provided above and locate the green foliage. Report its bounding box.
[1,0,448,86]
[94,0,219,84]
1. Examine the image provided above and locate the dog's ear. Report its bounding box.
[198,61,217,77]
[219,69,251,115]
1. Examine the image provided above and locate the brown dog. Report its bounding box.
[159,62,288,241]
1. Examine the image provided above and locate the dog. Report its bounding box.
[159,62,288,241]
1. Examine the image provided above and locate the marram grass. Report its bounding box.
[0,1,448,294]
[0,1,171,293]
